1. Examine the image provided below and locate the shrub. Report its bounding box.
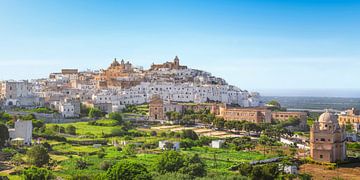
[75,158,88,170]
[150,131,157,136]
[0,124,9,147]
[97,152,106,159]
[106,160,151,180]
[100,161,114,171]
[26,145,50,167]
[70,175,92,180]
[22,166,53,180]
[181,130,198,140]
[65,125,76,135]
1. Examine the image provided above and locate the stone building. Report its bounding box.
[149,95,165,120]
[0,80,32,106]
[149,95,183,120]
[150,56,187,71]
[8,120,33,145]
[95,58,136,88]
[214,104,272,123]
[59,99,81,118]
[338,108,360,125]
[310,110,346,162]
[272,111,308,128]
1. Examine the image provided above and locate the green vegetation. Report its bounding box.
[0,124,9,147]
[88,107,105,118]
[22,166,53,180]
[105,160,151,180]
[26,107,56,114]
[0,105,306,179]
[26,145,50,167]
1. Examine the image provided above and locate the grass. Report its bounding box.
[52,143,101,154]
[48,122,115,137]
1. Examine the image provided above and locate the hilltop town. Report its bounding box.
[0,57,360,179]
[0,56,261,117]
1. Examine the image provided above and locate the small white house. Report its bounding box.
[283,165,298,175]
[8,120,33,145]
[211,140,225,149]
[159,140,180,151]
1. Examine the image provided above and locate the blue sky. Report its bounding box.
[0,0,359,97]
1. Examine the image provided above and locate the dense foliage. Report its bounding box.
[26,145,50,167]
[106,160,151,180]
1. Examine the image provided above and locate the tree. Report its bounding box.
[32,120,45,129]
[231,137,255,151]
[0,124,9,147]
[180,139,195,150]
[238,162,253,176]
[250,164,279,180]
[179,154,206,177]
[345,122,354,133]
[22,166,53,180]
[181,129,199,140]
[123,144,136,156]
[258,135,271,156]
[88,108,103,118]
[108,112,123,125]
[267,100,281,111]
[65,125,76,135]
[157,151,185,174]
[164,142,174,150]
[156,151,206,177]
[106,160,151,180]
[213,117,225,129]
[26,145,50,167]
[75,158,89,170]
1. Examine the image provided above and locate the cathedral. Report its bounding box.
[310,110,346,162]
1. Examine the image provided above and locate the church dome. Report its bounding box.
[318,110,337,124]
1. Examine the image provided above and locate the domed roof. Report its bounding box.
[318,110,337,124]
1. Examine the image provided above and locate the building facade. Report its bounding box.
[215,105,272,123]
[310,110,346,162]
[8,120,33,145]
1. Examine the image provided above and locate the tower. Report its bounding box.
[174,56,180,68]
[310,110,346,162]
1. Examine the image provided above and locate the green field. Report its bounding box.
[48,122,115,137]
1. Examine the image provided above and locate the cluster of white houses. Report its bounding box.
[0,57,261,118]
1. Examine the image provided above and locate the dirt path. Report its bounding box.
[299,163,360,180]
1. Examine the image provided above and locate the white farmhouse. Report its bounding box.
[8,120,33,145]
[211,140,225,148]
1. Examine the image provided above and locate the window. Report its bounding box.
[320,155,323,159]
[320,138,325,141]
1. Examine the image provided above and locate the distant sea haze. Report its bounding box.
[257,89,360,98]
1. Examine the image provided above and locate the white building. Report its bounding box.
[159,140,180,151]
[211,140,225,148]
[8,120,33,145]
[0,80,32,106]
[59,99,80,118]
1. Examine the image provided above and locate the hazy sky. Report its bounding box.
[0,0,359,95]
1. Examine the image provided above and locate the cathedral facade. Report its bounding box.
[310,110,346,162]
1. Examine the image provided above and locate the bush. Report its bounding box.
[65,125,76,135]
[150,131,157,136]
[100,161,114,171]
[22,166,53,180]
[157,151,206,177]
[123,144,136,156]
[88,108,104,118]
[26,145,50,167]
[181,130,198,140]
[75,158,88,170]
[106,160,151,180]
[70,175,92,180]
[0,124,9,147]
[98,152,106,159]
